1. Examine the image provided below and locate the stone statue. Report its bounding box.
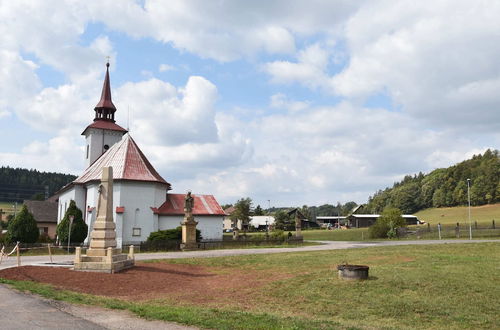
[181,191,198,250]
[184,191,194,213]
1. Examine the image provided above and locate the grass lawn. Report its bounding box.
[415,203,500,225]
[301,228,370,241]
[2,242,499,329]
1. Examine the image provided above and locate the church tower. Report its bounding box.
[82,62,127,168]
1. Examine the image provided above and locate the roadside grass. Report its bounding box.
[415,203,500,225]
[2,242,499,329]
[301,228,370,241]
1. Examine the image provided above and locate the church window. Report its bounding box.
[132,228,141,236]
[86,145,89,159]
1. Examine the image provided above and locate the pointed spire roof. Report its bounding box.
[95,62,116,112]
[74,134,171,188]
[82,62,126,135]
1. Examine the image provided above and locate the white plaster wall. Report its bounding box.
[84,128,124,167]
[57,185,85,223]
[158,215,223,240]
[118,181,165,245]
[158,216,183,231]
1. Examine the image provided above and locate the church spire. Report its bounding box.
[94,61,117,122]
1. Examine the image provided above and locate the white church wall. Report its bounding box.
[118,181,164,245]
[57,185,85,223]
[84,129,124,167]
[158,215,223,240]
[196,216,224,240]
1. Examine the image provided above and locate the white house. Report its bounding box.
[57,63,225,246]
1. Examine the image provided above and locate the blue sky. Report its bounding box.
[1,1,500,207]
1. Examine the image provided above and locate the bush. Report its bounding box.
[369,207,406,239]
[6,204,39,243]
[270,229,286,241]
[147,226,202,242]
[56,200,88,244]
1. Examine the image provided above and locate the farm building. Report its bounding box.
[347,214,420,228]
[56,63,225,246]
[24,200,58,238]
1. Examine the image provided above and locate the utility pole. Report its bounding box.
[467,179,472,240]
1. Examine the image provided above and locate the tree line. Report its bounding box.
[0,166,76,202]
[366,149,500,214]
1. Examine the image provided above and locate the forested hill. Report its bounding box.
[366,149,500,214]
[0,166,77,202]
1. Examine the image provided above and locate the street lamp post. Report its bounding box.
[467,179,472,240]
[68,215,74,252]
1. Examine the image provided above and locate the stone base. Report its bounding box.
[180,242,198,251]
[74,247,134,273]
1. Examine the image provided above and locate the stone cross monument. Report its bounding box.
[181,191,198,251]
[74,166,134,273]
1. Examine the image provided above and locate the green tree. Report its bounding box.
[230,198,252,230]
[56,200,88,244]
[273,210,293,231]
[368,207,405,239]
[253,205,264,216]
[7,204,39,243]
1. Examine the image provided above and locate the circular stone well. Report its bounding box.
[337,264,369,280]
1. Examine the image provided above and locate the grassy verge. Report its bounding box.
[2,242,499,329]
[301,228,370,241]
[415,203,500,225]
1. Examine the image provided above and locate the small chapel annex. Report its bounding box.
[56,63,225,247]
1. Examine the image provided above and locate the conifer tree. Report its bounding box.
[56,200,88,244]
[7,204,39,243]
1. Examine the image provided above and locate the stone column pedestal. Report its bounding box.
[181,217,198,251]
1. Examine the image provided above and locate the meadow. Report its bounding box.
[1,242,499,329]
[414,203,500,225]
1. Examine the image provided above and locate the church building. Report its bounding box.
[56,63,225,246]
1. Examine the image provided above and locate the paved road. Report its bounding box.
[1,239,498,270]
[0,284,197,330]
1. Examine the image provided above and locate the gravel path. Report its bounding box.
[0,239,498,270]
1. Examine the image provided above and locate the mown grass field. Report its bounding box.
[415,203,500,225]
[301,228,370,241]
[2,242,499,329]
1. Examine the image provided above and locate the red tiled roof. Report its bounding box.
[81,120,127,135]
[157,193,225,216]
[74,134,171,188]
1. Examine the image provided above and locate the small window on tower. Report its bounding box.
[103,144,109,151]
[86,145,89,159]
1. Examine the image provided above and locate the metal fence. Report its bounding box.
[137,237,304,252]
[400,220,500,239]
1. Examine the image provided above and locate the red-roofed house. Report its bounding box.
[56,63,225,246]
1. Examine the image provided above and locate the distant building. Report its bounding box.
[249,215,275,230]
[347,214,420,228]
[24,200,57,238]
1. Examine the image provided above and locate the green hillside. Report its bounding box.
[0,166,76,202]
[415,203,500,225]
[366,149,500,214]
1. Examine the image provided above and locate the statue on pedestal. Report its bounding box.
[181,191,198,250]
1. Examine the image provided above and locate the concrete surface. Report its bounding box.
[0,284,196,330]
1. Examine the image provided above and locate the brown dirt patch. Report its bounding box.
[0,262,290,308]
